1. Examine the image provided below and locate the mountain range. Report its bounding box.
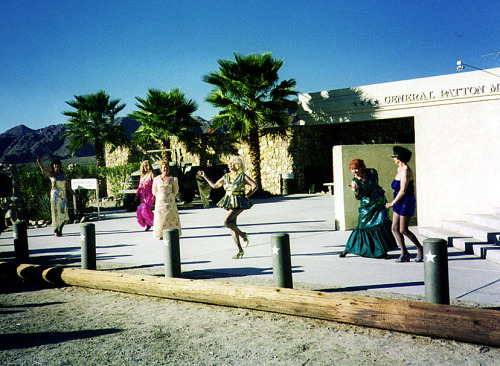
[0,117,209,164]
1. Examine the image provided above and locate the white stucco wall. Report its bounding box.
[300,67,500,228]
[414,99,500,226]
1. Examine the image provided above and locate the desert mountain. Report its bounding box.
[0,117,210,164]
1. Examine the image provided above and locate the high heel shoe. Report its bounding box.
[414,256,424,262]
[232,250,244,259]
[241,232,249,248]
[396,253,410,262]
[145,225,151,231]
[339,250,348,258]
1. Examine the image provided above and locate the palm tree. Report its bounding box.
[203,52,298,188]
[62,90,128,168]
[128,88,200,162]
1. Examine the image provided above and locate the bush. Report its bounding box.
[101,163,140,199]
[18,170,50,220]
[35,192,52,221]
[18,163,140,221]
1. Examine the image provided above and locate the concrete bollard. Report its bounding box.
[271,233,293,288]
[13,220,29,262]
[81,223,96,270]
[163,228,181,278]
[424,238,450,305]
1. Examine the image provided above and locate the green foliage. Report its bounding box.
[101,163,140,199]
[129,88,201,161]
[203,52,298,139]
[62,90,129,167]
[34,193,52,221]
[19,170,50,219]
[19,163,139,220]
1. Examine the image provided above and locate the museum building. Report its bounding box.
[297,67,500,231]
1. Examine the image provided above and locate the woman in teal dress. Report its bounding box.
[340,159,397,258]
[199,156,258,259]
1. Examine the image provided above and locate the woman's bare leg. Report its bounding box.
[392,213,408,257]
[398,215,423,257]
[224,209,245,252]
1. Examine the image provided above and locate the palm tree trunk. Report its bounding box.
[94,140,108,197]
[248,128,262,189]
[160,139,172,162]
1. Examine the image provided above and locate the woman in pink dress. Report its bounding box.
[134,160,155,231]
[152,161,182,240]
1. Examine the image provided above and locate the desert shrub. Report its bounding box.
[34,192,52,221]
[18,170,50,219]
[19,163,140,220]
[101,163,140,199]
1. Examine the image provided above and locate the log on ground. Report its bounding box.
[2,261,499,348]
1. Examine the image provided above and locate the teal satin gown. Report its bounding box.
[343,169,397,258]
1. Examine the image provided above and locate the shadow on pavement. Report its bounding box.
[317,280,425,293]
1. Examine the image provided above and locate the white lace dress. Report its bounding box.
[152,175,182,239]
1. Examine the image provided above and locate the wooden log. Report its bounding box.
[3,261,500,347]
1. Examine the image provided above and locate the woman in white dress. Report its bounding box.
[152,162,182,240]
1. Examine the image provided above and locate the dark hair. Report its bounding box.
[50,159,63,173]
[348,159,366,170]
[392,146,412,163]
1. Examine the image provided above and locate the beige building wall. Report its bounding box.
[299,67,500,228]
[333,144,415,230]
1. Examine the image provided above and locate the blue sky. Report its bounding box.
[1,0,499,133]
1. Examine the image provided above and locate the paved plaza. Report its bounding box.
[1,194,499,306]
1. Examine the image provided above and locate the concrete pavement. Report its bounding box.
[1,194,499,306]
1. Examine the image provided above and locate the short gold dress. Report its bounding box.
[217,173,252,210]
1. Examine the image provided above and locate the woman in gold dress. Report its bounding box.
[199,156,258,259]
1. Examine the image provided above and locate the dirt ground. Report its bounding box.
[1,262,499,366]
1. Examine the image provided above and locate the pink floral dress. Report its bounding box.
[152,175,182,239]
[135,174,155,228]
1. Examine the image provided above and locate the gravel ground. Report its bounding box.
[1,262,499,366]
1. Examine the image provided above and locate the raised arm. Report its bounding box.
[36,156,52,178]
[198,171,224,189]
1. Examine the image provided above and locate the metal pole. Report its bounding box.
[424,238,450,305]
[13,220,29,262]
[73,194,78,218]
[163,228,181,278]
[81,223,96,270]
[271,233,293,288]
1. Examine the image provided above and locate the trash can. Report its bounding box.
[281,173,295,195]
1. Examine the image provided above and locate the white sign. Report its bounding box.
[71,178,98,190]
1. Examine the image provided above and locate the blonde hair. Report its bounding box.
[229,156,245,174]
[140,160,153,178]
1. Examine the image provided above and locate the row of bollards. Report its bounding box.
[11,221,450,305]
